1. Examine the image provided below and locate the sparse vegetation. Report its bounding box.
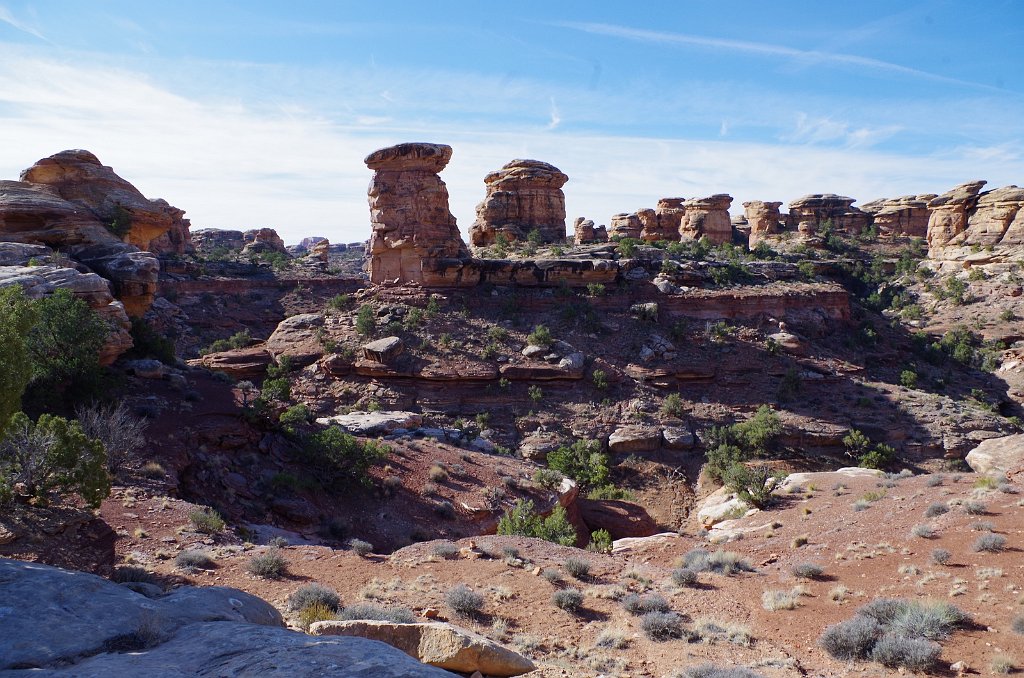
[563,556,591,580]
[552,588,583,613]
[445,584,484,617]
[287,583,341,612]
[188,507,224,534]
[497,499,577,546]
[640,611,686,641]
[175,549,215,572]
[973,533,1006,552]
[247,547,287,579]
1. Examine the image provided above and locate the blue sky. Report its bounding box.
[1,1,1022,244]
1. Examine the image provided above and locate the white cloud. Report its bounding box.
[0,4,46,41]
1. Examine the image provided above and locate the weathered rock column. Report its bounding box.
[679,194,734,244]
[787,194,869,235]
[743,200,783,246]
[365,143,472,286]
[860,195,935,237]
[469,159,568,246]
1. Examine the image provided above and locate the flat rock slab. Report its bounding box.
[316,411,423,436]
[31,621,453,678]
[608,425,662,453]
[311,620,535,676]
[362,336,404,363]
[662,426,695,449]
[0,557,282,671]
[966,434,1024,477]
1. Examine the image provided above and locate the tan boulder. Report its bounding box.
[365,143,472,286]
[265,313,325,366]
[362,336,404,363]
[188,347,272,379]
[608,425,661,452]
[965,434,1024,478]
[469,159,568,246]
[608,212,643,240]
[310,620,535,676]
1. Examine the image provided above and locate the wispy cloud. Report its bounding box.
[558,21,1004,92]
[782,112,903,148]
[0,4,46,41]
[547,97,561,130]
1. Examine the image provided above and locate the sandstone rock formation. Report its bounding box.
[20,149,191,255]
[573,217,607,243]
[311,619,536,676]
[608,211,643,240]
[861,194,935,237]
[679,194,734,244]
[242,227,288,255]
[191,228,245,255]
[743,200,783,245]
[310,238,330,262]
[646,198,687,241]
[926,181,1024,259]
[365,143,472,285]
[965,434,1024,477]
[788,194,869,235]
[469,159,568,246]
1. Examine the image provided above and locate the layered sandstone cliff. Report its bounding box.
[469,159,568,246]
[787,194,870,235]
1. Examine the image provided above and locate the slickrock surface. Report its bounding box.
[470,159,568,246]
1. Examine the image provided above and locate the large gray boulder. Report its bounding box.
[965,434,1024,477]
[0,558,452,677]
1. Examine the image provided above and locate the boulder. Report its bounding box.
[662,426,695,449]
[365,143,472,286]
[0,557,282,671]
[578,499,659,539]
[608,426,661,453]
[608,212,643,240]
[123,359,165,379]
[469,159,568,246]
[189,346,273,379]
[265,313,325,366]
[362,336,404,363]
[43,622,454,677]
[696,486,756,527]
[965,434,1024,477]
[316,411,424,435]
[72,241,160,316]
[311,620,535,676]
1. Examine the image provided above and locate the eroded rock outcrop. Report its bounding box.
[573,217,607,243]
[366,143,472,285]
[470,159,568,246]
[680,194,734,244]
[861,194,935,237]
[191,228,246,255]
[926,181,1024,261]
[20,149,191,255]
[788,194,869,235]
[242,227,288,255]
[743,200,783,245]
[608,211,643,240]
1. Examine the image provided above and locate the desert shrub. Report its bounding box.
[1012,615,1024,634]
[661,393,684,418]
[260,377,291,402]
[591,368,608,390]
[973,533,1006,552]
[923,502,949,518]
[671,567,698,587]
[870,634,941,671]
[279,404,311,427]
[723,463,785,508]
[910,524,937,539]
[964,500,987,515]
[75,401,147,474]
[546,439,609,492]
[992,655,1017,674]
[889,600,970,640]
[899,369,917,389]
[552,588,583,613]
[594,627,630,649]
[858,598,912,625]
[337,603,415,623]
[188,507,224,534]
[541,567,563,584]
[588,528,613,554]
[348,538,373,556]
[931,548,952,565]
[126,318,176,364]
[297,602,335,631]
[445,584,484,617]
[563,556,591,580]
[247,547,287,579]
[428,464,448,482]
[431,541,459,559]
[496,499,577,546]
[791,563,824,580]
[924,474,944,487]
[25,288,110,408]
[973,520,996,532]
[640,611,685,641]
[0,286,36,433]
[111,566,157,584]
[0,412,109,508]
[526,324,553,348]
[704,406,782,483]
[682,549,753,575]
[532,468,563,490]
[287,583,341,612]
[623,592,670,615]
[586,484,635,500]
[299,426,389,488]
[819,616,882,659]
[355,304,376,336]
[175,549,215,571]
[327,293,351,311]
[762,588,803,611]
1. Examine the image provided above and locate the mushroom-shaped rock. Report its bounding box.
[679,194,734,244]
[469,159,568,246]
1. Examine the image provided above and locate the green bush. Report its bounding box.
[723,463,785,508]
[661,393,684,418]
[201,330,252,355]
[287,582,341,612]
[326,294,351,311]
[591,368,608,391]
[496,499,577,546]
[527,324,553,348]
[588,528,613,554]
[899,370,918,389]
[126,318,176,364]
[355,304,376,336]
[260,377,291,402]
[546,439,609,492]
[299,427,389,488]
[0,286,35,434]
[188,507,225,534]
[106,205,132,239]
[279,404,311,427]
[0,412,109,508]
